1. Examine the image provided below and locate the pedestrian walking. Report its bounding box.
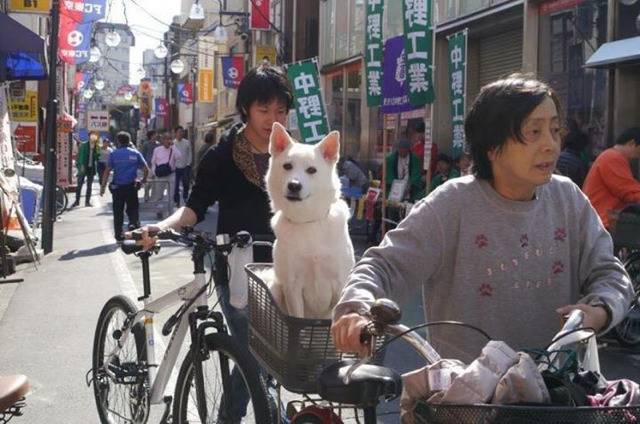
[150,132,181,206]
[97,138,113,183]
[99,131,149,241]
[72,132,100,208]
[141,130,160,199]
[173,126,192,207]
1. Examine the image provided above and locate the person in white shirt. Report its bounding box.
[173,126,193,207]
[150,133,181,206]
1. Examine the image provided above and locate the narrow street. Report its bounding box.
[0,190,639,423]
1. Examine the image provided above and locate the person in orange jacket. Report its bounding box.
[583,127,640,229]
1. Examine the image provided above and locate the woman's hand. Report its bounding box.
[331,312,371,357]
[556,303,610,332]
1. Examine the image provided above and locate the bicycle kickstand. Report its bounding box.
[159,395,173,424]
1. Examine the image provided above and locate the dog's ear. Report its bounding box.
[269,122,292,156]
[317,131,340,163]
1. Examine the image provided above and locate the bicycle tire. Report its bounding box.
[55,185,68,216]
[614,254,640,348]
[173,333,273,424]
[92,295,149,424]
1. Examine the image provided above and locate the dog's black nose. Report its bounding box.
[287,181,302,193]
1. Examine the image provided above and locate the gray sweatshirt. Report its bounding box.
[334,175,633,360]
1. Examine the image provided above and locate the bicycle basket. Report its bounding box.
[613,211,640,250]
[413,402,640,424]
[246,263,385,394]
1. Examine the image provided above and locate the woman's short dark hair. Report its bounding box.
[465,74,562,180]
[615,127,640,146]
[236,65,294,122]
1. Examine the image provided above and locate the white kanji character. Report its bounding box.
[450,45,463,69]
[298,95,323,119]
[453,124,465,147]
[404,0,427,27]
[294,72,316,95]
[367,70,381,96]
[367,0,382,12]
[408,63,428,93]
[367,14,381,39]
[451,70,463,96]
[452,98,464,122]
[366,43,381,67]
[406,32,427,60]
[303,120,325,143]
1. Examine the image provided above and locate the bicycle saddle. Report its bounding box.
[0,375,29,412]
[317,359,401,407]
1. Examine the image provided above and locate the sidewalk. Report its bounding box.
[0,190,188,422]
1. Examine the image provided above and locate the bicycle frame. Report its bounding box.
[102,268,209,405]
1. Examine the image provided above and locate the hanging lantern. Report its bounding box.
[154,43,168,59]
[83,89,94,99]
[89,46,102,63]
[105,30,121,47]
[170,59,185,74]
[94,79,105,90]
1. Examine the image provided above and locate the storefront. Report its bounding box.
[537,0,609,154]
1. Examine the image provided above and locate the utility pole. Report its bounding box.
[42,0,60,254]
[190,36,198,166]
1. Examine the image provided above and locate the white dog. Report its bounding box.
[265,122,355,319]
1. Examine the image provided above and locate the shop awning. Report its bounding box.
[0,13,47,81]
[584,36,640,68]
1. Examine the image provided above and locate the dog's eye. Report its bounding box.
[306,167,317,174]
[283,163,293,171]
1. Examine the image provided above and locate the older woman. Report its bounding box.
[332,74,633,360]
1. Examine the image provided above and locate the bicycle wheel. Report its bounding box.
[55,185,68,216]
[92,295,149,424]
[614,254,640,348]
[173,333,273,424]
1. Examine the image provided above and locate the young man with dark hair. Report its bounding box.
[332,74,632,361]
[556,128,590,187]
[136,65,294,421]
[72,132,100,207]
[100,131,149,241]
[583,127,640,229]
[172,125,192,207]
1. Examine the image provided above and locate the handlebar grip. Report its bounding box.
[562,309,585,333]
[360,324,373,345]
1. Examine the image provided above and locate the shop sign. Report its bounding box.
[8,0,51,13]
[540,0,584,15]
[380,35,414,114]
[9,90,38,122]
[13,124,38,153]
[402,0,435,105]
[60,0,107,22]
[447,29,467,157]
[198,69,214,103]
[255,44,277,65]
[364,0,384,107]
[56,131,71,187]
[286,58,329,144]
[87,110,109,132]
[250,0,270,30]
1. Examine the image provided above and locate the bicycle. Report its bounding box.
[609,207,640,348]
[0,375,29,423]
[89,228,273,424]
[311,300,640,423]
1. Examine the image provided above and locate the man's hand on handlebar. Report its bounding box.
[331,312,371,357]
[126,224,163,251]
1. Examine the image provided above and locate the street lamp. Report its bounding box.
[154,42,168,59]
[189,1,205,20]
[89,46,102,63]
[170,59,185,74]
[105,30,121,47]
[94,79,105,90]
[213,25,228,44]
[136,67,146,79]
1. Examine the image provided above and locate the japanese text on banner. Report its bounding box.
[402,0,434,106]
[448,29,467,156]
[286,59,329,144]
[364,0,384,107]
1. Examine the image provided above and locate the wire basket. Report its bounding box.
[246,263,385,394]
[413,402,640,423]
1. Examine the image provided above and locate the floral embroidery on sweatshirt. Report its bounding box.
[475,234,488,248]
[479,283,493,297]
[552,260,565,275]
[554,228,567,242]
[520,234,529,248]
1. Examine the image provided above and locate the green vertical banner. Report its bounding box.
[286,58,330,144]
[364,0,384,107]
[448,29,467,157]
[402,0,435,105]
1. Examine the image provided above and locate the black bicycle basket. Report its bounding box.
[246,263,385,394]
[413,402,640,423]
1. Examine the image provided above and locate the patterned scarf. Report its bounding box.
[232,129,267,189]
